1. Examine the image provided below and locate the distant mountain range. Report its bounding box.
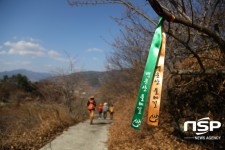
[0,69,52,81]
[0,69,108,83]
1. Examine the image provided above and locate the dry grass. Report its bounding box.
[108,96,205,150]
[0,101,77,150]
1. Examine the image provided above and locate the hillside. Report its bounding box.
[0,69,52,81]
[72,71,107,87]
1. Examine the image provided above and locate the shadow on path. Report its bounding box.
[92,120,113,126]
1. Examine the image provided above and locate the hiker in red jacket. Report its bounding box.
[87,96,96,125]
[98,103,103,119]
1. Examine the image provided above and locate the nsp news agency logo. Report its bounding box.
[184,117,222,140]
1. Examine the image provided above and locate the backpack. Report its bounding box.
[98,106,103,112]
[88,100,95,110]
[109,106,114,113]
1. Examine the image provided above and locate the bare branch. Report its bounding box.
[168,0,190,21]
[181,0,186,13]
[209,0,221,24]
[171,69,225,75]
[202,0,211,25]
[189,0,194,24]
[167,31,206,72]
[68,0,122,6]
[147,0,225,53]
[68,0,157,26]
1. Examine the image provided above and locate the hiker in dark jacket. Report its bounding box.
[87,96,96,125]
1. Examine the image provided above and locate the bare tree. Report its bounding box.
[69,0,225,75]
[52,53,75,110]
[148,0,225,51]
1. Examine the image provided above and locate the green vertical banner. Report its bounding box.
[131,18,164,130]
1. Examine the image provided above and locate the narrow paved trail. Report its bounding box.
[40,118,112,150]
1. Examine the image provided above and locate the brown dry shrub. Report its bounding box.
[0,101,76,150]
[108,94,204,150]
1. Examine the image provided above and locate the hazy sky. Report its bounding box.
[0,0,127,73]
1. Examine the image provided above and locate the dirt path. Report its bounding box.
[40,118,112,150]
